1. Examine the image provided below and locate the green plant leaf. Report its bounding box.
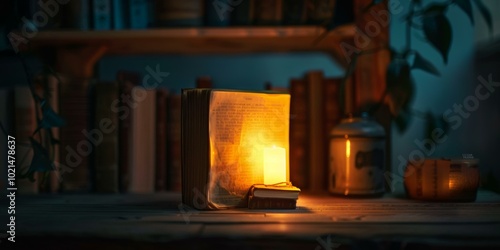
[473,0,493,33]
[454,0,474,24]
[423,14,452,64]
[33,99,66,136]
[385,58,414,118]
[412,52,440,76]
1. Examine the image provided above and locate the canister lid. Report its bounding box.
[331,113,385,138]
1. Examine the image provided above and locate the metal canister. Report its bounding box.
[329,113,385,196]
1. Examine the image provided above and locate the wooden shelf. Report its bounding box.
[23,24,355,66]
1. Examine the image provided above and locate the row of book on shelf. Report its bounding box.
[17,0,352,30]
[0,70,344,195]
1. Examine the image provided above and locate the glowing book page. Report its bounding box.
[208,91,290,208]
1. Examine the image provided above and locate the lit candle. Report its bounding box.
[263,146,287,185]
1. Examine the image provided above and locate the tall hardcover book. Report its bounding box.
[93,82,119,193]
[116,71,140,192]
[182,89,290,209]
[306,71,325,192]
[128,87,157,193]
[289,78,308,189]
[111,0,126,29]
[14,87,38,194]
[167,94,182,191]
[59,77,91,192]
[253,0,283,25]
[155,0,204,27]
[155,88,169,191]
[92,0,112,30]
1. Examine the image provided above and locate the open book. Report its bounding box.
[182,89,290,209]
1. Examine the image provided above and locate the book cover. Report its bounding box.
[182,89,290,209]
[249,184,300,199]
[247,184,300,209]
[93,82,119,193]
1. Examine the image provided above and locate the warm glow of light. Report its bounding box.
[345,139,350,195]
[263,146,287,185]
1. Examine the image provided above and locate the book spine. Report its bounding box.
[307,71,325,192]
[154,0,204,27]
[253,0,283,26]
[112,0,127,29]
[93,82,120,193]
[129,0,149,29]
[289,79,308,189]
[129,88,156,193]
[59,77,90,192]
[282,0,307,25]
[204,0,230,27]
[230,0,254,26]
[155,89,169,191]
[92,0,112,30]
[168,94,182,191]
[117,81,134,192]
[306,0,336,25]
[63,0,90,30]
[323,78,341,192]
[14,87,38,194]
[248,196,297,209]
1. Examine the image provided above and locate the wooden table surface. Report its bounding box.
[2,190,500,249]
